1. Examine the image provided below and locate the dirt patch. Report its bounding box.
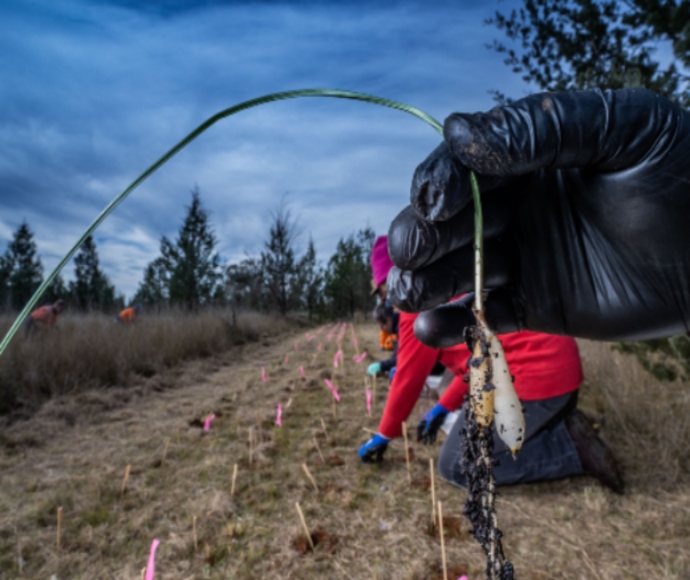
[292,527,339,555]
[425,515,467,541]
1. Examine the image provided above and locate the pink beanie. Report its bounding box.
[370,236,394,289]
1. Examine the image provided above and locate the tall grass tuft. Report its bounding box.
[0,309,287,416]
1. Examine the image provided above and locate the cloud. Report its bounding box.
[0,0,526,298]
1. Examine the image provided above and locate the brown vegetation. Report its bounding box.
[0,310,290,417]
[0,324,688,578]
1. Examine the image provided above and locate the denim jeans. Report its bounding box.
[437,390,583,487]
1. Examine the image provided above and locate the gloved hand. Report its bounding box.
[417,403,449,444]
[388,366,397,383]
[367,362,382,376]
[386,88,690,345]
[358,433,390,463]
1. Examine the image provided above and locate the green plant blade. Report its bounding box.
[0,88,444,356]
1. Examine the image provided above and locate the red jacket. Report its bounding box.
[378,311,583,439]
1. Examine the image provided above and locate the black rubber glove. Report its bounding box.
[387,88,690,345]
[417,403,449,444]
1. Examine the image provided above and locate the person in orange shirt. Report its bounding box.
[25,299,66,333]
[118,304,141,324]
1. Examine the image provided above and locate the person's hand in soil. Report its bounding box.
[386,88,690,345]
[417,403,449,444]
[358,433,389,463]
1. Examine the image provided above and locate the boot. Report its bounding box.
[565,409,624,494]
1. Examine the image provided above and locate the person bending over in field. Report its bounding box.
[367,301,399,380]
[118,304,141,324]
[25,299,66,334]
[370,236,397,352]
[358,237,624,494]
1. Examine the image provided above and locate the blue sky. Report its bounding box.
[1,0,528,300]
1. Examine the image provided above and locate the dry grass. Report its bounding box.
[0,310,290,417]
[0,329,688,579]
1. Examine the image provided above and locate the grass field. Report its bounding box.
[0,321,689,579]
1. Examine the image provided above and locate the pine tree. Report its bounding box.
[323,227,375,319]
[7,222,43,311]
[488,0,690,105]
[133,258,169,309]
[160,187,222,310]
[261,202,301,316]
[70,235,118,311]
[297,236,323,321]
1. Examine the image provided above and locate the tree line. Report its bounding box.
[0,189,377,320]
[133,190,377,320]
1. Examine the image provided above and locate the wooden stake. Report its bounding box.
[402,422,412,485]
[332,397,337,419]
[320,418,329,440]
[301,463,319,492]
[161,438,170,465]
[56,506,63,549]
[120,464,131,498]
[438,501,448,580]
[286,397,293,409]
[429,458,437,527]
[295,502,315,551]
[193,515,198,552]
[248,428,253,466]
[141,567,146,580]
[255,411,262,443]
[313,437,325,464]
[373,373,377,408]
[231,463,238,497]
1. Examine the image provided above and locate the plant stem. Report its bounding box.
[0,89,443,357]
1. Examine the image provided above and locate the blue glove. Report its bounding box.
[358,433,390,463]
[417,403,449,444]
[388,366,397,383]
[367,362,382,376]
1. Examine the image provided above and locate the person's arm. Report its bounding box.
[378,339,397,373]
[377,312,439,439]
[438,373,468,411]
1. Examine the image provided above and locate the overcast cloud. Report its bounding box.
[0,0,528,299]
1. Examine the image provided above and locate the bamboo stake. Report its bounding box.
[373,373,377,408]
[141,567,146,580]
[429,458,437,527]
[120,464,131,498]
[320,418,329,440]
[56,506,63,549]
[161,438,170,465]
[332,397,337,419]
[301,463,319,492]
[231,463,238,496]
[438,501,448,580]
[402,422,412,485]
[248,428,253,466]
[255,411,262,443]
[313,437,325,464]
[295,502,315,551]
[193,515,198,552]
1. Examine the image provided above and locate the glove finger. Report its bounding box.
[387,241,511,313]
[410,142,514,221]
[445,89,674,177]
[389,190,515,271]
[413,289,522,348]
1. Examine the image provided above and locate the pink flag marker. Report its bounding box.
[294,341,298,351]
[145,538,160,580]
[366,389,372,417]
[317,343,323,351]
[276,404,282,426]
[353,351,368,363]
[203,413,215,431]
[261,367,268,382]
[299,366,306,379]
[324,379,340,402]
[353,337,359,349]
[459,577,469,580]
[333,352,339,368]
[284,355,289,364]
